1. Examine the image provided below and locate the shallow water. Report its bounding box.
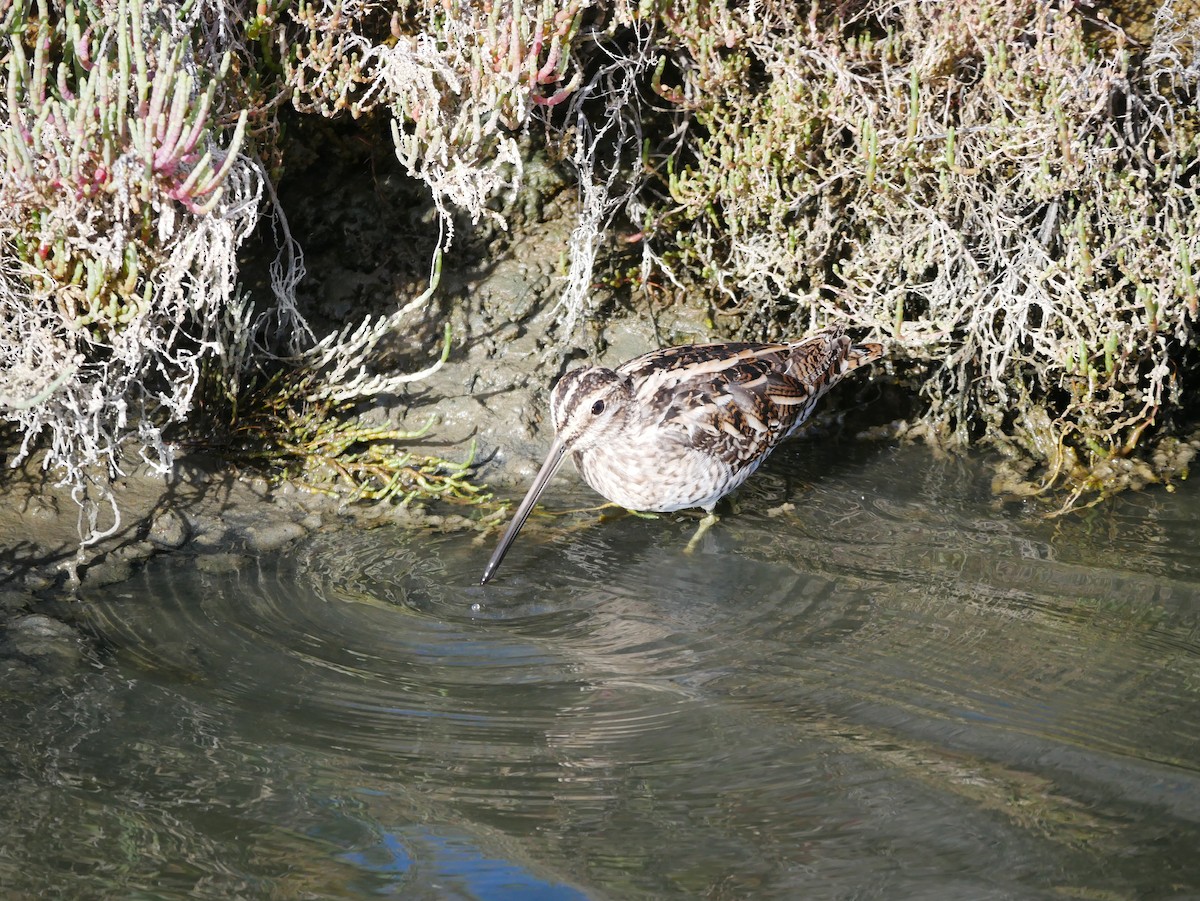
[4,440,1200,899]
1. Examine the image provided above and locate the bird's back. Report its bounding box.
[618,326,881,474]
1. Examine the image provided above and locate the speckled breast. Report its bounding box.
[572,442,765,513]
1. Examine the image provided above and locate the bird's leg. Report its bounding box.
[543,504,658,541]
[683,508,719,555]
[598,504,659,522]
[549,501,622,516]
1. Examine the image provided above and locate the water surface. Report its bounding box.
[3,441,1200,899]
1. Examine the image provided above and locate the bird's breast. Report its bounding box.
[571,431,751,513]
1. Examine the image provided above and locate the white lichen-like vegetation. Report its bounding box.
[1,0,263,541]
[2,0,1199,540]
[627,0,1200,503]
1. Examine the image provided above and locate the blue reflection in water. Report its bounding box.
[342,823,590,900]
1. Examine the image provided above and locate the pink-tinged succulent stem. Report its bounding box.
[525,6,544,81]
[170,184,222,215]
[75,24,95,70]
[536,38,560,85]
[178,88,213,162]
[175,149,212,198]
[508,6,522,75]
[529,24,543,62]
[532,71,580,106]
[56,60,75,102]
[154,79,191,171]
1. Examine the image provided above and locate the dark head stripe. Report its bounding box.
[552,366,624,428]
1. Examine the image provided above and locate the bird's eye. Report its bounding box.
[591,399,605,415]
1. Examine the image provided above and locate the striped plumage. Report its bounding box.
[481,325,883,583]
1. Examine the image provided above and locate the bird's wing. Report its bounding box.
[618,332,852,469]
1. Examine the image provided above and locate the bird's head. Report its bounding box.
[549,365,633,452]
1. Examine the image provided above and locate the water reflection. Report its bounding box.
[2,443,1199,898]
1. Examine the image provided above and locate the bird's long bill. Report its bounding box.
[480,438,568,584]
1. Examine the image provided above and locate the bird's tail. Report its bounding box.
[787,325,883,384]
[844,340,884,371]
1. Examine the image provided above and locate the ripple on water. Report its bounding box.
[51,442,1200,899]
[80,526,730,782]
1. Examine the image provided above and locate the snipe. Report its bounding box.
[481,325,883,583]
